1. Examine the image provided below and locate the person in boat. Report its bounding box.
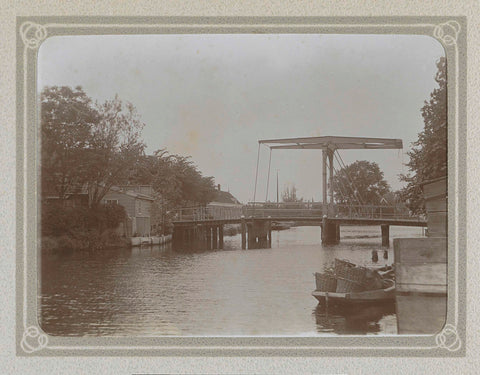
[363,268,385,290]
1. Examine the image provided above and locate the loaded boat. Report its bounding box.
[312,259,395,305]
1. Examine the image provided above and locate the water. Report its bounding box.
[39,225,423,336]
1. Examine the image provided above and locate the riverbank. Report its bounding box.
[41,229,131,255]
[131,235,172,246]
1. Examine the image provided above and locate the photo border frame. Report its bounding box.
[16,16,467,357]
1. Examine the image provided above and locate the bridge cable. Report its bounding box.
[252,142,261,213]
[333,149,367,207]
[265,147,272,202]
[332,163,361,217]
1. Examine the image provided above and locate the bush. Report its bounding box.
[41,201,127,252]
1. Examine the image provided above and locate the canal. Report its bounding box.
[40,225,424,336]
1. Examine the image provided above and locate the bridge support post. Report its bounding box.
[322,218,339,245]
[247,222,255,249]
[267,219,272,248]
[212,225,218,249]
[206,226,212,250]
[172,225,178,249]
[381,225,390,247]
[219,225,224,249]
[241,216,246,250]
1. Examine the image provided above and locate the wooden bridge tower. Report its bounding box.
[258,136,403,244]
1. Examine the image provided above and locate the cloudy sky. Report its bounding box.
[38,34,444,203]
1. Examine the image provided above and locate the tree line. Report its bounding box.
[42,86,217,209]
[41,86,218,250]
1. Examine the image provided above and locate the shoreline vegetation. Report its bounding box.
[41,202,131,255]
[40,85,220,254]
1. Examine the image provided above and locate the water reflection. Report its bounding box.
[313,302,396,335]
[40,226,422,336]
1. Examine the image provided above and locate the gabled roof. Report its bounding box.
[211,190,241,205]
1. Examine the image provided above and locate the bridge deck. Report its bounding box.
[171,204,427,227]
[173,216,426,227]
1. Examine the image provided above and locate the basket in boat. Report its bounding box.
[315,272,337,292]
[334,259,356,278]
[343,266,368,285]
[336,277,363,293]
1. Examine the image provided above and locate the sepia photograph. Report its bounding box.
[35,31,449,338]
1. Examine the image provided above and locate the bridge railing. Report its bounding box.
[172,205,244,222]
[245,202,421,221]
[171,202,423,222]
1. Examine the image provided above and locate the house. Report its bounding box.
[42,183,89,208]
[208,185,242,207]
[206,185,243,219]
[102,186,155,237]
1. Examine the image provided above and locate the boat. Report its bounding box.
[270,221,293,231]
[312,258,395,305]
[312,278,395,305]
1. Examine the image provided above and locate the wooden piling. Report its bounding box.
[241,216,246,249]
[381,224,390,247]
[212,225,218,249]
[206,226,212,250]
[267,219,272,248]
[219,225,224,249]
[322,218,339,245]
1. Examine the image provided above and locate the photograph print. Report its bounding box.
[37,32,448,337]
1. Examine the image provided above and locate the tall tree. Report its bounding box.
[125,149,217,208]
[85,96,146,207]
[41,86,99,201]
[332,160,390,205]
[400,57,447,214]
[41,86,146,207]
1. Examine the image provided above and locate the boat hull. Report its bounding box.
[312,285,395,305]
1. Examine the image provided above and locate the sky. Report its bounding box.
[38,34,445,203]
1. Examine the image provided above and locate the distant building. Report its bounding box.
[206,185,243,220]
[102,186,155,237]
[207,184,242,208]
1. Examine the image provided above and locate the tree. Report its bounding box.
[282,184,303,203]
[41,86,99,201]
[332,160,390,205]
[123,149,217,234]
[85,96,146,207]
[400,57,447,214]
[41,86,146,207]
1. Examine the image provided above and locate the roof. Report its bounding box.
[108,186,155,201]
[259,136,403,150]
[211,190,241,205]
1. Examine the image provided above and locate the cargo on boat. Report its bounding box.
[312,258,395,305]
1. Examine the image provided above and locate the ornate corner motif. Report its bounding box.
[20,326,48,353]
[435,324,462,352]
[433,20,461,46]
[20,22,47,49]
